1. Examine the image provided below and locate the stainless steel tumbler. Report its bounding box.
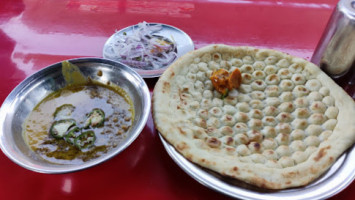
[311,0,355,84]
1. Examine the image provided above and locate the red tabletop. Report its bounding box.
[0,0,353,199]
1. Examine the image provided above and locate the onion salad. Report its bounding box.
[106,22,177,70]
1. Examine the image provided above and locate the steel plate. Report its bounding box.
[159,134,355,200]
[103,23,194,78]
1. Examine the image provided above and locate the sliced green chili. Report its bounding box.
[53,104,75,119]
[50,119,76,139]
[64,126,81,145]
[74,131,96,150]
[84,108,105,128]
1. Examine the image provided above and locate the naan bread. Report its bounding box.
[152,44,355,189]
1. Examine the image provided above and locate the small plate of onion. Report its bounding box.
[103,22,194,78]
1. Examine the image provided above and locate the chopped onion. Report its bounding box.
[106,21,177,70]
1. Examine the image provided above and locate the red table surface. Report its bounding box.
[0,0,354,199]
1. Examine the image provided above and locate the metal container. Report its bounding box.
[311,0,355,82]
[0,58,151,173]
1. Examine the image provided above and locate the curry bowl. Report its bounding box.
[0,58,151,173]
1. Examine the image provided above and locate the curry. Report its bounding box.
[22,61,134,164]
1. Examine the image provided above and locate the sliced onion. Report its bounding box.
[107,22,177,70]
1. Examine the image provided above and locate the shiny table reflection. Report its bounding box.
[1,0,353,199]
